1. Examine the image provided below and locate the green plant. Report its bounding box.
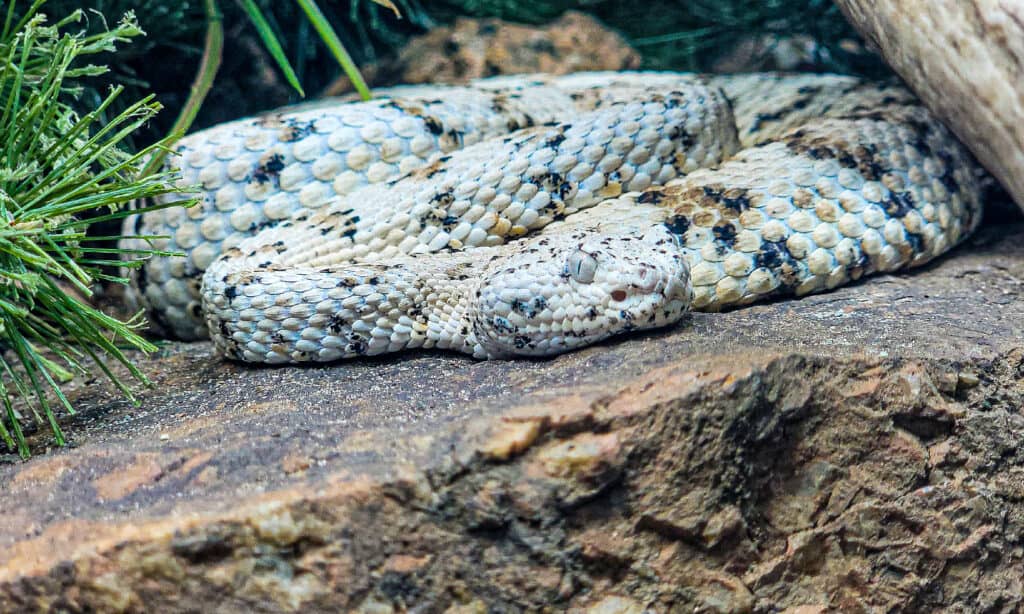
[239,0,404,101]
[142,0,397,175]
[0,2,192,457]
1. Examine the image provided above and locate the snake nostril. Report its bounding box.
[610,289,627,301]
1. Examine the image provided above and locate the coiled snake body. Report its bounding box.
[123,72,984,363]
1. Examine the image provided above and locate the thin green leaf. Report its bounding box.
[295,0,371,101]
[239,0,304,96]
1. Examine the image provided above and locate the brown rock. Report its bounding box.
[91,453,165,501]
[531,431,621,480]
[577,595,647,614]
[835,0,1024,211]
[11,455,73,487]
[324,11,640,95]
[281,453,312,475]
[478,418,543,461]
[383,553,431,574]
[0,225,1023,610]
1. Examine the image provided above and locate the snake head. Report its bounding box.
[473,225,692,358]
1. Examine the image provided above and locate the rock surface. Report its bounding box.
[2,222,1024,611]
[323,11,640,96]
[835,0,1024,212]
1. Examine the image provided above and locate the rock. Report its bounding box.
[1,223,1024,611]
[835,0,1024,212]
[711,35,869,73]
[324,11,640,95]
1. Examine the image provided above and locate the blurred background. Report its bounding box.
[54,0,892,141]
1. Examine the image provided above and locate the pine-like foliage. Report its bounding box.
[0,3,191,457]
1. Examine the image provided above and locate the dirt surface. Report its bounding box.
[1,222,1023,612]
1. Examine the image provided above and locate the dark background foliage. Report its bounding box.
[43,0,886,141]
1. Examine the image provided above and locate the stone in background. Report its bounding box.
[323,11,640,94]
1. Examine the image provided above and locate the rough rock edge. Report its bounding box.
[3,350,1023,612]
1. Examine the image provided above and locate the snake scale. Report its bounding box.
[122,72,984,363]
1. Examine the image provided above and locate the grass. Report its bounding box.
[0,4,194,457]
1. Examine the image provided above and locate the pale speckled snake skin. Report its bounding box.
[122,72,984,363]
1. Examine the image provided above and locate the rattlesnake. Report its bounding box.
[122,72,984,363]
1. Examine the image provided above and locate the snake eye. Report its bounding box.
[565,250,598,283]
